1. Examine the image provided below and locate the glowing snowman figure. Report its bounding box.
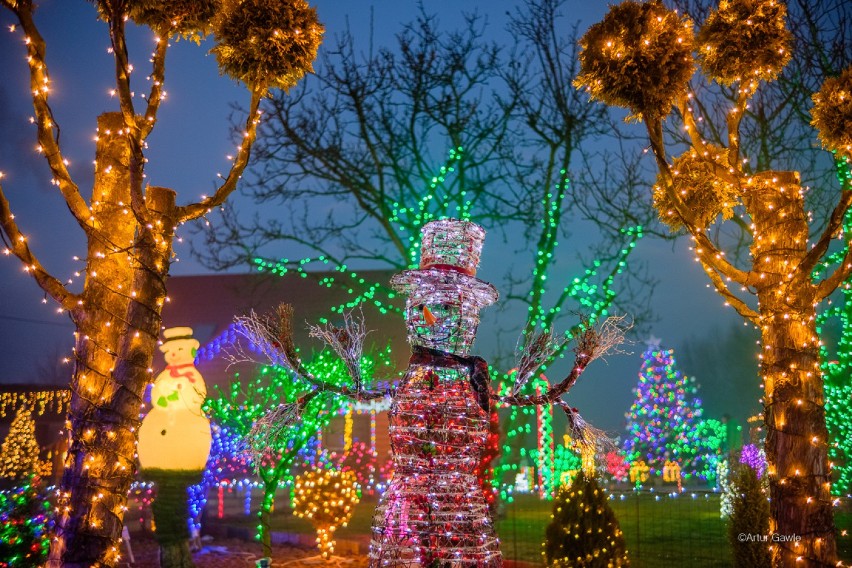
[138,327,212,471]
[369,220,502,567]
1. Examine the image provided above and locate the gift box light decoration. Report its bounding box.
[237,218,628,567]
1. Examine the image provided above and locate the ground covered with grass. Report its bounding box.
[193,488,851,567]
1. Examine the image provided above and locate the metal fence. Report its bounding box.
[497,489,730,567]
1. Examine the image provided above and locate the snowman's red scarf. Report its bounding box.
[166,363,197,382]
[409,345,492,413]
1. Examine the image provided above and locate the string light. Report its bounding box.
[292,468,361,559]
[575,1,846,562]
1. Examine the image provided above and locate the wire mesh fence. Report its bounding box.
[145,483,850,567]
[497,489,730,567]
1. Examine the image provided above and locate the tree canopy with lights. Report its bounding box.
[0,0,323,564]
[576,0,852,563]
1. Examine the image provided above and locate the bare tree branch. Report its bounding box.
[9,5,91,227]
[494,315,631,406]
[0,181,80,313]
[177,87,265,222]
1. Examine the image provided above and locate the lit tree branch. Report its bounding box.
[697,255,760,323]
[678,92,711,151]
[799,161,852,277]
[725,88,751,171]
[816,245,852,301]
[647,118,753,287]
[0,181,80,313]
[140,35,169,140]
[9,4,91,227]
[677,93,744,185]
[105,8,139,135]
[177,87,264,222]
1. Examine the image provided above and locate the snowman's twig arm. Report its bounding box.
[234,304,393,401]
[491,352,590,407]
[492,314,629,407]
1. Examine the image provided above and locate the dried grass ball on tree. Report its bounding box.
[212,0,323,91]
[575,0,695,121]
[653,145,740,231]
[696,0,792,88]
[127,0,220,39]
[811,66,852,159]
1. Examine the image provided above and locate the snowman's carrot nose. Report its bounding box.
[422,305,437,326]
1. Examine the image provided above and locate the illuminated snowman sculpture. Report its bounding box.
[138,327,212,471]
[369,220,501,567]
[244,218,621,567]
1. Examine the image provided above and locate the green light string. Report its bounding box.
[389,146,470,268]
[204,345,393,546]
[814,156,852,496]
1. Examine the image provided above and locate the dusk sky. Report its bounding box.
[0,1,756,433]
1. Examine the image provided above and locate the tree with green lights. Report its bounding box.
[543,471,629,567]
[0,474,52,567]
[204,345,392,558]
[816,164,852,498]
[0,408,45,482]
[194,1,654,511]
[194,0,653,364]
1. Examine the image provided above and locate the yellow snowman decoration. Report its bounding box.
[138,327,212,471]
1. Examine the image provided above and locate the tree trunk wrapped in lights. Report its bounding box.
[0,1,323,565]
[575,1,852,564]
[238,219,628,567]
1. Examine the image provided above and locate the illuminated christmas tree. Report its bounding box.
[542,471,629,567]
[0,408,46,481]
[0,475,52,567]
[623,342,711,479]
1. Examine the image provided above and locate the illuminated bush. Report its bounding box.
[292,468,360,558]
[543,471,629,567]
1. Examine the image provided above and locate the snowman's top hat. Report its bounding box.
[390,219,498,307]
[161,326,196,343]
